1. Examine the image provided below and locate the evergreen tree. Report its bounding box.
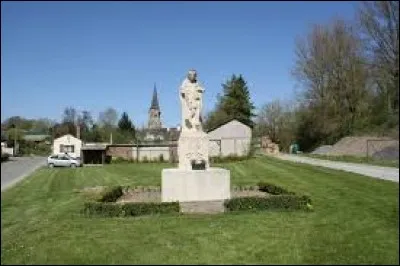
[117,112,136,139]
[205,74,255,130]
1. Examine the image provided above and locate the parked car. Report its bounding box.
[47,153,82,168]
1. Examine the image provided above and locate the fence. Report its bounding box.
[108,137,253,162]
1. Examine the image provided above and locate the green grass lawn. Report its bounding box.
[301,153,399,168]
[1,156,399,264]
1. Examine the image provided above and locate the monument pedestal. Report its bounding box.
[161,168,230,202]
[178,131,209,170]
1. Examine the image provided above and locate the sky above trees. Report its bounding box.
[1,1,358,126]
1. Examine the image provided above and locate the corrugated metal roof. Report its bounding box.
[82,144,107,150]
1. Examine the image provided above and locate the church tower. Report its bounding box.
[148,84,162,129]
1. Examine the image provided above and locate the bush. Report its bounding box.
[122,202,179,216]
[142,156,149,163]
[111,157,132,164]
[1,153,10,162]
[159,154,164,163]
[224,195,311,212]
[257,182,295,195]
[99,186,123,202]
[83,201,180,217]
[83,202,123,217]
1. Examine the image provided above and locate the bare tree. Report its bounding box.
[358,1,399,117]
[98,108,118,128]
[256,100,297,151]
[62,107,78,124]
[292,18,370,145]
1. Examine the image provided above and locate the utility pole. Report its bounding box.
[11,124,17,156]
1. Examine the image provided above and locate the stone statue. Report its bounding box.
[178,69,209,170]
[161,70,230,206]
[179,70,204,132]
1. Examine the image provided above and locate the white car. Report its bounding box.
[47,153,82,168]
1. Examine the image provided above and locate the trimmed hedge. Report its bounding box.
[83,201,180,217]
[209,155,251,163]
[99,186,123,202]
[257,182,295,195]
[224,195,312,211]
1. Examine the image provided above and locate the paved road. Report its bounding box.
[1,156,47,192]
[275,154,399,183]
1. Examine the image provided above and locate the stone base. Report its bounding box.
[161,168,230,203]
[178,131,209,170]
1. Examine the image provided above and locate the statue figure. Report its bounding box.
[179,70,204,132]
[178,69,209,170]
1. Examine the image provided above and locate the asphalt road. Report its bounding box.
[1,156,47,192]
[276,154,399,183]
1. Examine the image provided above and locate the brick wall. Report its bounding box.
[107,146,133,159]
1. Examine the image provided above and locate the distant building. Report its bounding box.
[139,84,178,143]
[148,84,162,130]
[207,119,252,157]
[52,134,82,158]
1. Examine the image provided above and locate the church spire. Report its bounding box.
[150,83,160,110]
[148,83,162,129]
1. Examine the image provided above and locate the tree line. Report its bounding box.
[1,107,137,145]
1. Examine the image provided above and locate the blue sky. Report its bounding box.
[1,1,358,128]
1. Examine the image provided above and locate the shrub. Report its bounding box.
[1,153,10,162]
[99,186,123,202]
[122,202,179,216]
[142,156,149,163]
[159,154,165,163]
[83,201,180,217]
[257,182,295,195]
[224,195,311,212]
[111,157,132,164]
[83,202,123,217]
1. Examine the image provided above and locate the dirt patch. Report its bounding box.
[116,189,269,204]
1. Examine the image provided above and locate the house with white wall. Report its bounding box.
[52,134,82,158]
[207,119,252,157]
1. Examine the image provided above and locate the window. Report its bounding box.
[60,145,74,153]
[59,156,70,160]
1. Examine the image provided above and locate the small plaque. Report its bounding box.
[191,160,206,170]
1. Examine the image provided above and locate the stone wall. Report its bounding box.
[107,144,178,162]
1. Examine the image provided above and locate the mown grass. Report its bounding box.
[301,153,399,168]
[1,156,398,264]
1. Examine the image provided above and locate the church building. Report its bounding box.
[137,84,180,143]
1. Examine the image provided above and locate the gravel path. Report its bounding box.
[1,156,47,192]
[275,154,399,183]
